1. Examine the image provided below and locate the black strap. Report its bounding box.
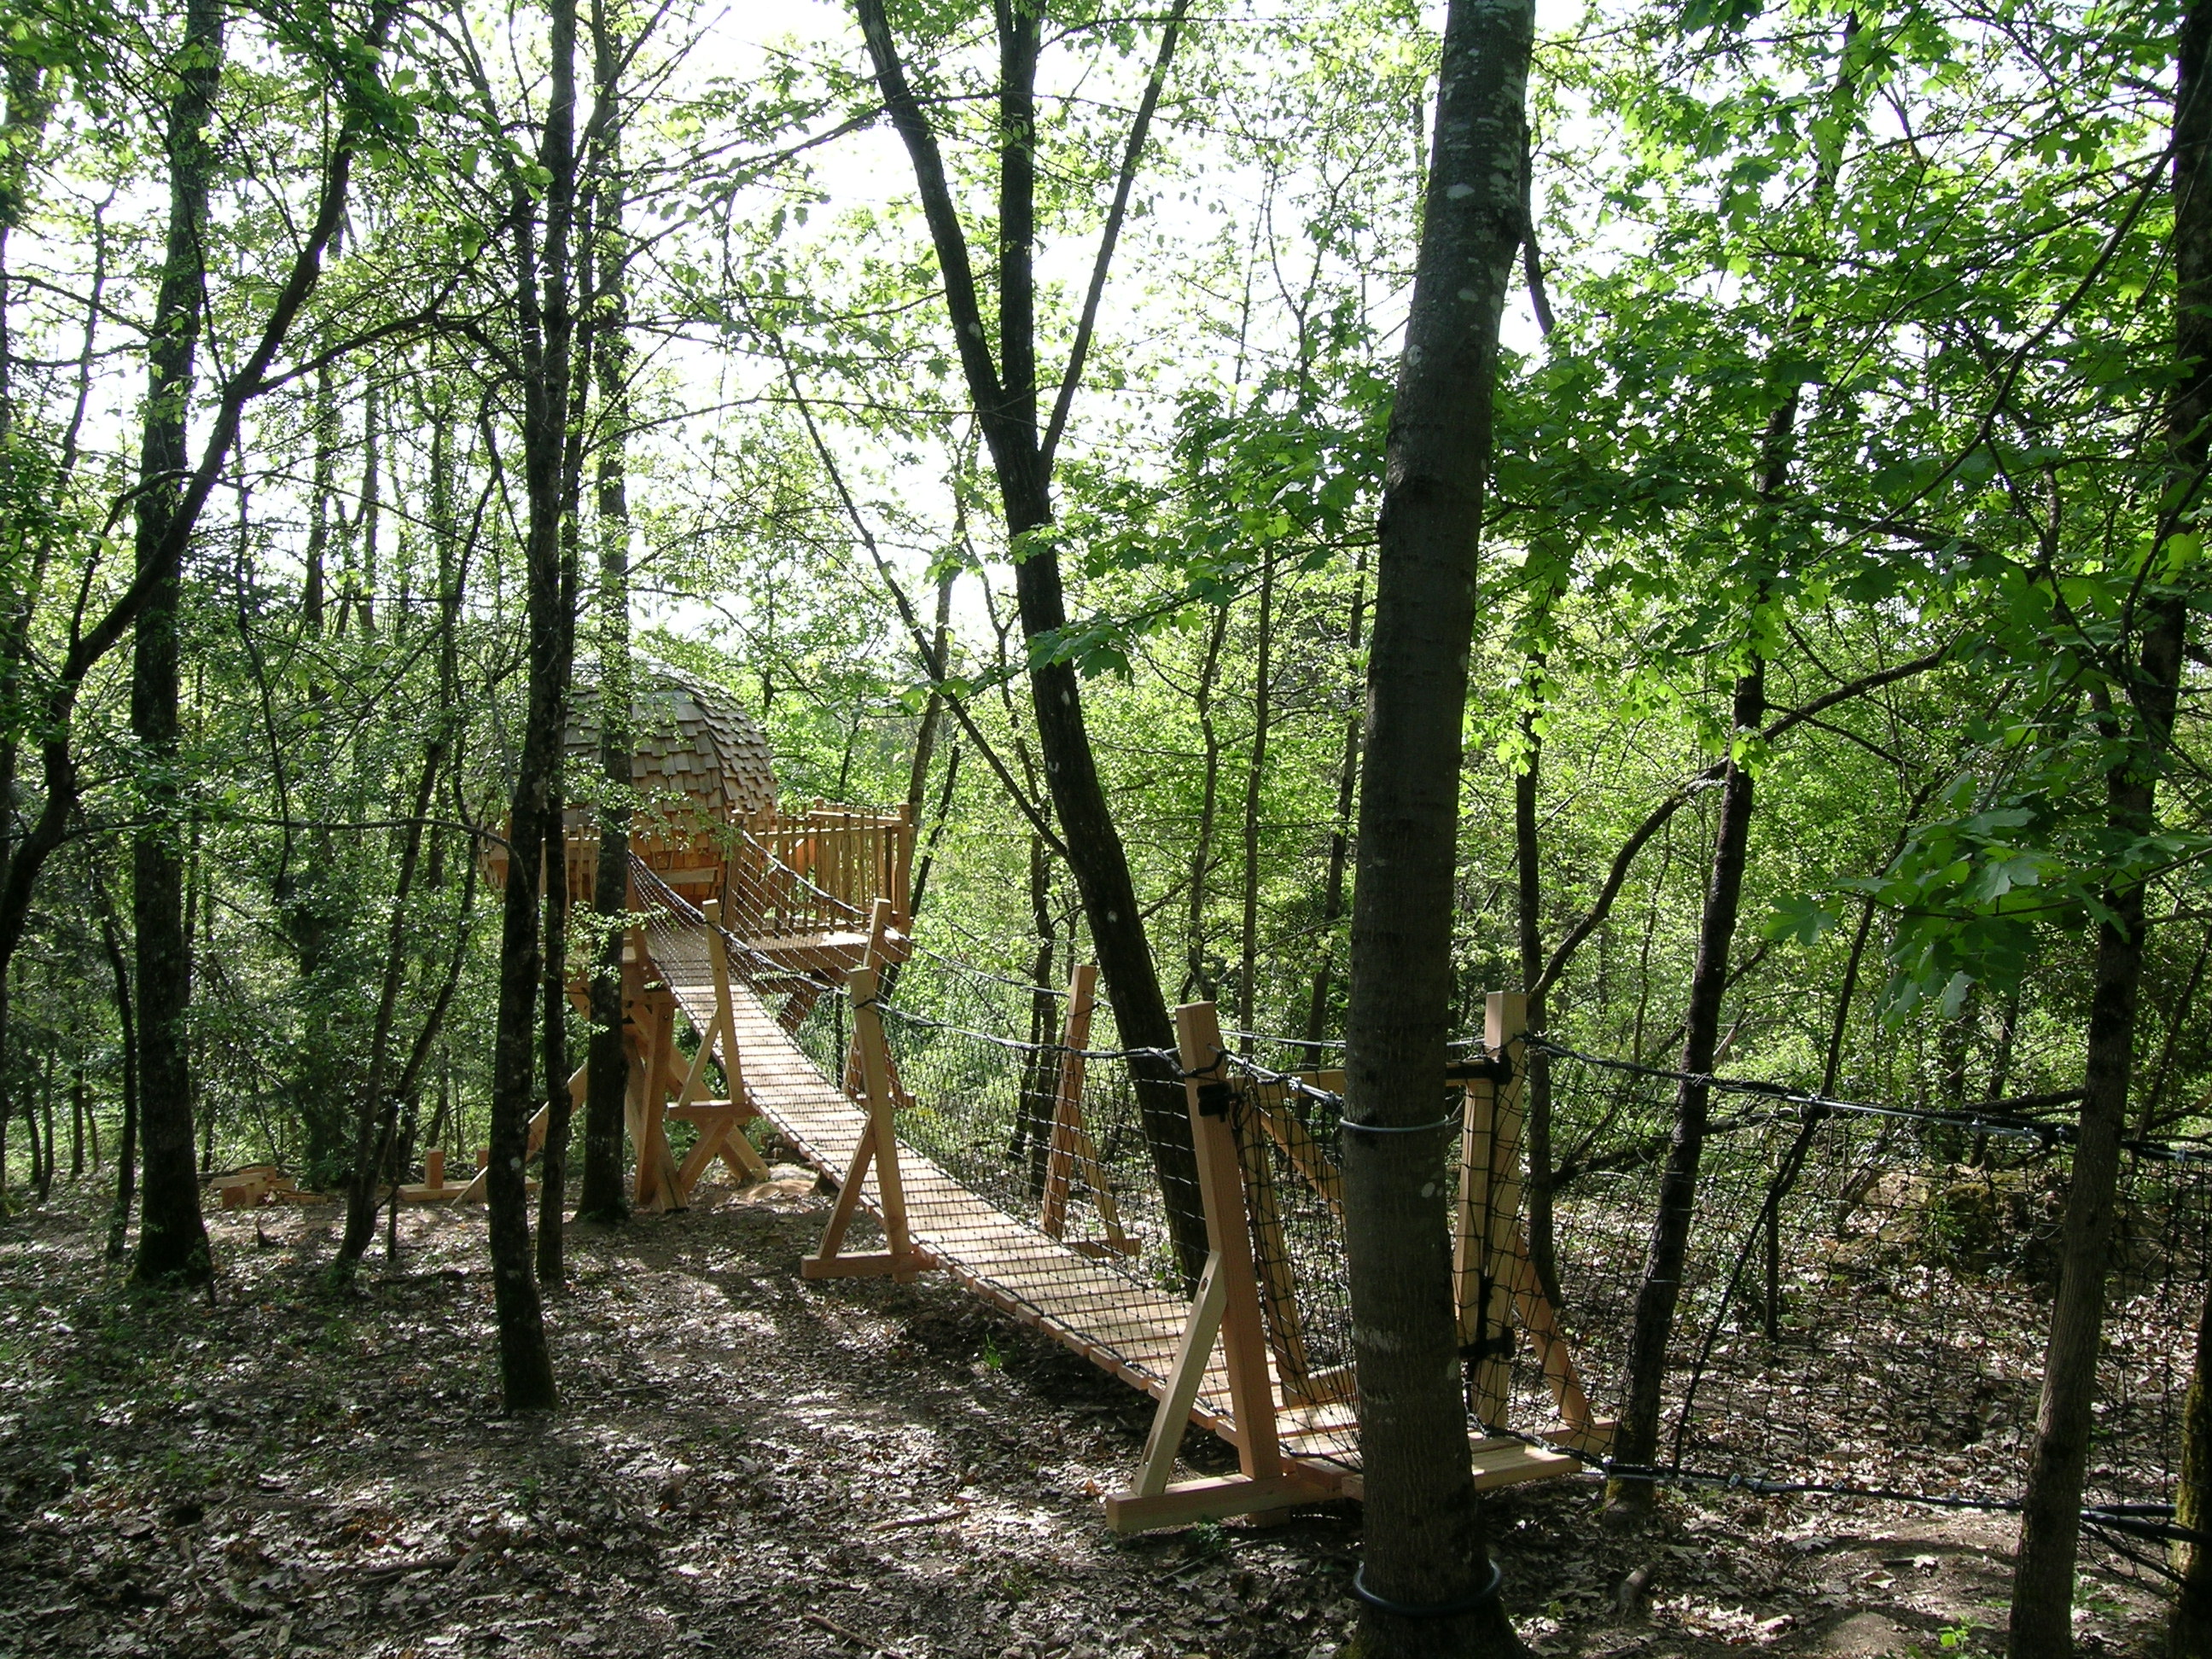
[1351,1557,1502,1619]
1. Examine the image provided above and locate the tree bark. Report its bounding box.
[338,744,441,1266]
[131,0,224,1287]
[1184,605,1228,1003]
[1236,554,1275,1039]
[1303,550,1367,1046]
[577,0,632,1225]
[2036,11,2207,1649]
[485,0,580,1411]
[1339,3,1534,1652]
[1514,628,1562,1309]
[853,0,1204,1278]
[97,873,137,1260]
[1605,655,1765,1517]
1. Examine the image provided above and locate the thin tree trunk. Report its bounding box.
[1339,2,1534,1651]
[1606,660,1767,1520]
[70,1064,85,1179]
[577,0,632,1225]
[905,569,955,832]
[2176,1278,2212,1656]
[486,0,579,1412]
[98,875,137,1260]
[338,743,442,1265]
[2043,27,2206,1656]
[131,0,224,1287]
[1304,550,1368,1046]
[1236,554,1275,1039]
[1184,605,1228,1003]
[1515,589,1562,1308]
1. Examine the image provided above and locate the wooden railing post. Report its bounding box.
[1039,963,1098,1237]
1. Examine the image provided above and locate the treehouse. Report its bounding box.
[487,667,915,979]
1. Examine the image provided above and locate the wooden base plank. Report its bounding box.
[800,1251,937,1281]
[1103,1472,1341,1534]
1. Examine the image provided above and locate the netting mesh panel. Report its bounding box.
[1225,1075,1364,1467]
[1538,1047,2212,1513]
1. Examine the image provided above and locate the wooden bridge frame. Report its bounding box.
[544,892,1608,1532]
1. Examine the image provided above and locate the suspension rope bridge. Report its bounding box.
[480,818,2212,1556]
[600,846,1598,1532]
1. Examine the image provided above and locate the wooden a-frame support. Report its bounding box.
[1036,963,1135,1260]
[1106,992,1612,1533]
[1456,991,1611,1458]
[1102,1001,1342,1534]
[801,962,934,1283]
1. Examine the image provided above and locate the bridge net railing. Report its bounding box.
[1529,1041,2212,1550]
[636,871,2212,1544]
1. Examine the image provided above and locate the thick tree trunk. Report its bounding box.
[131,0,224,1287]
[1339,3,1533,1653]
[1605,658,1764,1517]
[486,0,579,1411]
[577,0,632,1225]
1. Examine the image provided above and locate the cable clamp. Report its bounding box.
[1351,1557,1502,1619]
[1342,1109,1462,1137]
[1445,1053,1514,1086]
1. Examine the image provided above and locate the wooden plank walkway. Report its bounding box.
[643,923,1318,1465]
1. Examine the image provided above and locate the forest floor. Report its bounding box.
[0,1176,2174,1659]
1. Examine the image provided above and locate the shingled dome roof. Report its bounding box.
[564,666,777,833]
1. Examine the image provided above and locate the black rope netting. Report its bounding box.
[1525,1041,2212,1542]
[626,860,2211,1543]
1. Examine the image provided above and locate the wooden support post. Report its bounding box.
[802,965,930,1283]
[843,898,899,1098]
[1472,992,1528,1424]
[1117,1254,1225,1499]
[1040,963,1130,1252]
[1105,1002,1336,1533]
[891,802,915,926]
[657,904,767,1198]
[1235,1091,1315,1403]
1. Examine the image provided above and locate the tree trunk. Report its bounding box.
[2062,9,2210,1655]
[98,875,137,1260]
[131,0,224,1287]
[1236,554,1275,1039]
[338,744,441,1266]
[1184,605,1228,1003]
[1339,2,1534,1652]
[1604,654,1766,1518]
[1303,550,1368,1046]
[1514,635,1562,1310]
[854,0,1205,1280]
[2177,1278,2212,1657]
[486,0,580,1411]
[577,0,632,1225]
[537,251,589,1284]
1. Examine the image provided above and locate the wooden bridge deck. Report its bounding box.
[644,924,1320,1465]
